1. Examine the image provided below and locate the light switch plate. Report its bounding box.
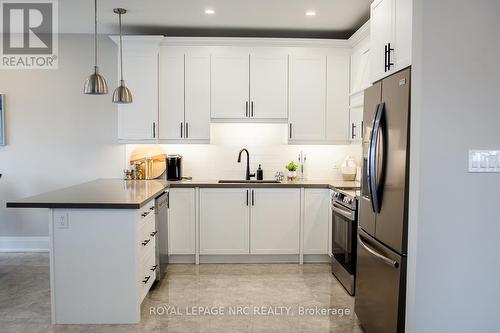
[468,150,500,173]
[56,213,69,229]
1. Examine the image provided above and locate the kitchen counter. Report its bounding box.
[7,178,360,209]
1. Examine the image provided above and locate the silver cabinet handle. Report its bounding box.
[180,122,183,138]
[185,122,189,138]
[351,122,356,139]
[245,101,249,117]
[357,231,399,268]
[289,123,292,139]
[246,190,249,206]
[251,190,255,206]
[251,101,254,117]
[152,122,156,138]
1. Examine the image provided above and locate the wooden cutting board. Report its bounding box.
[129,145,167,179]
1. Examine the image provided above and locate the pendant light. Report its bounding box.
[84,0,108,95]
[112,8,132,104]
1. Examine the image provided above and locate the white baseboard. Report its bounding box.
[0,237,49,252]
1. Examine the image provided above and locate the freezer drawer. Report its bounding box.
[355,228,406,333]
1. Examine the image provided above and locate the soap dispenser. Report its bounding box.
[256,164,263,180]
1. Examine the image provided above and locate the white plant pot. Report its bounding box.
[287,170,297,180]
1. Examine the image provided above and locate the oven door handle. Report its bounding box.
[357,231,399,268]
[332,203,355,221]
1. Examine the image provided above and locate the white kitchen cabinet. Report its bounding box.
[159,48,210,142]
[303,189,330,254]
[211,49,288,120]
[250,188,301,254]
[199,188,250,254]
[326,54,350,142]
[288,55,327,142]
[184,52,211,140]
[370,0,412,82]
[114,36,163,142]
[168,188,196,254]
[350,29,371,143]
[159,49,184,140]
[211,51,250,119]
[250,52,288,119]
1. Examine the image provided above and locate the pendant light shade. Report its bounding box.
[84,0,108,95]
[112,8,132,104]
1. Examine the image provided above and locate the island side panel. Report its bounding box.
[51,208,138,324]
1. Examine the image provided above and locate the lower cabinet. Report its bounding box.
[199,188,250,254]
[303,189,330,254]
[170,187,328,259]
[250,188,301,254]
[168,188,196,254]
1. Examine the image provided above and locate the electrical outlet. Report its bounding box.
[469,150,500,173]
[56,213,69,229]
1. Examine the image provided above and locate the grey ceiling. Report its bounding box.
[59,0,370,39]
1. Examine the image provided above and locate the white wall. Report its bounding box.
[125,123,362,181]
[0,34,124,242]
[407,1,500,332]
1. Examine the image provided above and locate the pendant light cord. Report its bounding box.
[119,12,124,81]
[94,0,97,67]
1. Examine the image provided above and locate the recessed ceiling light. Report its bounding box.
[306,10,316,17]
[205,9,215,15]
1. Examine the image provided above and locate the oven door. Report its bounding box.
[331,202,356,275]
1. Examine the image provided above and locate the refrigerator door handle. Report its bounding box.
[367,103,381,212]
[369,103,385,213]
[358,231,399,268]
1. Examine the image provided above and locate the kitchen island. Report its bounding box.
[7,178,359,324]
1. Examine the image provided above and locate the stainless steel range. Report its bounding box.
[331,188,358,296]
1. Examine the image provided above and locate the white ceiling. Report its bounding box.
[59,0,370,38]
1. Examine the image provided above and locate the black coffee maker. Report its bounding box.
[166,155,182,180]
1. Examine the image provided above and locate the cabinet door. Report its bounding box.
[168,188,195,254]
[349,106,364,143]
[288,55,326,142]
[159,49,185,140]
[303,189,330,254]
[185,52,211,141]
[199,188,250,254]
[118,51,158,141]
[370,0,394,83]
[250,52,288,119]
[326,54,350,142]
[211,52,249,119]
[250,188,300,254]
[394,0,412,70]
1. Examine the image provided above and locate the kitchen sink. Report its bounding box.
[218,180,281,184]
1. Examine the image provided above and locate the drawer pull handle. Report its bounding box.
[141,211,150,218]
[141,239,150,246]
[150,231,157,237]
[149,206,155,211]
[150,265,158,272]
[142,276,151,284]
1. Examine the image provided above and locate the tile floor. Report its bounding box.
[0,253,363,333]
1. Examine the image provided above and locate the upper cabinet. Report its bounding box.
[112,37,354,145]
[370,0,412,83]
[289,50,350,144]
[211,48,288,120]
[113,36,163,142]
[349,23,371,143]
[159,47,211,142]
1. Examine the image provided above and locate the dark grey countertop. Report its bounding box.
[7,178,360,209]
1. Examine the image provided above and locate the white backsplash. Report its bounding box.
[124,123,362,180]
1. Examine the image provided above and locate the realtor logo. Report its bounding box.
[1,0,58,69]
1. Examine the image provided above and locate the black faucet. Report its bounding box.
[237,148,255,180]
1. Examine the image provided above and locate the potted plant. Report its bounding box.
[286,161,298,181]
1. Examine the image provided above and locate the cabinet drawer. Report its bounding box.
[138,200,156,220]
[138,251,156,303]
[138,214,156,260]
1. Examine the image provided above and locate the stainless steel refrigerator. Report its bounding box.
[355,68,411,333]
